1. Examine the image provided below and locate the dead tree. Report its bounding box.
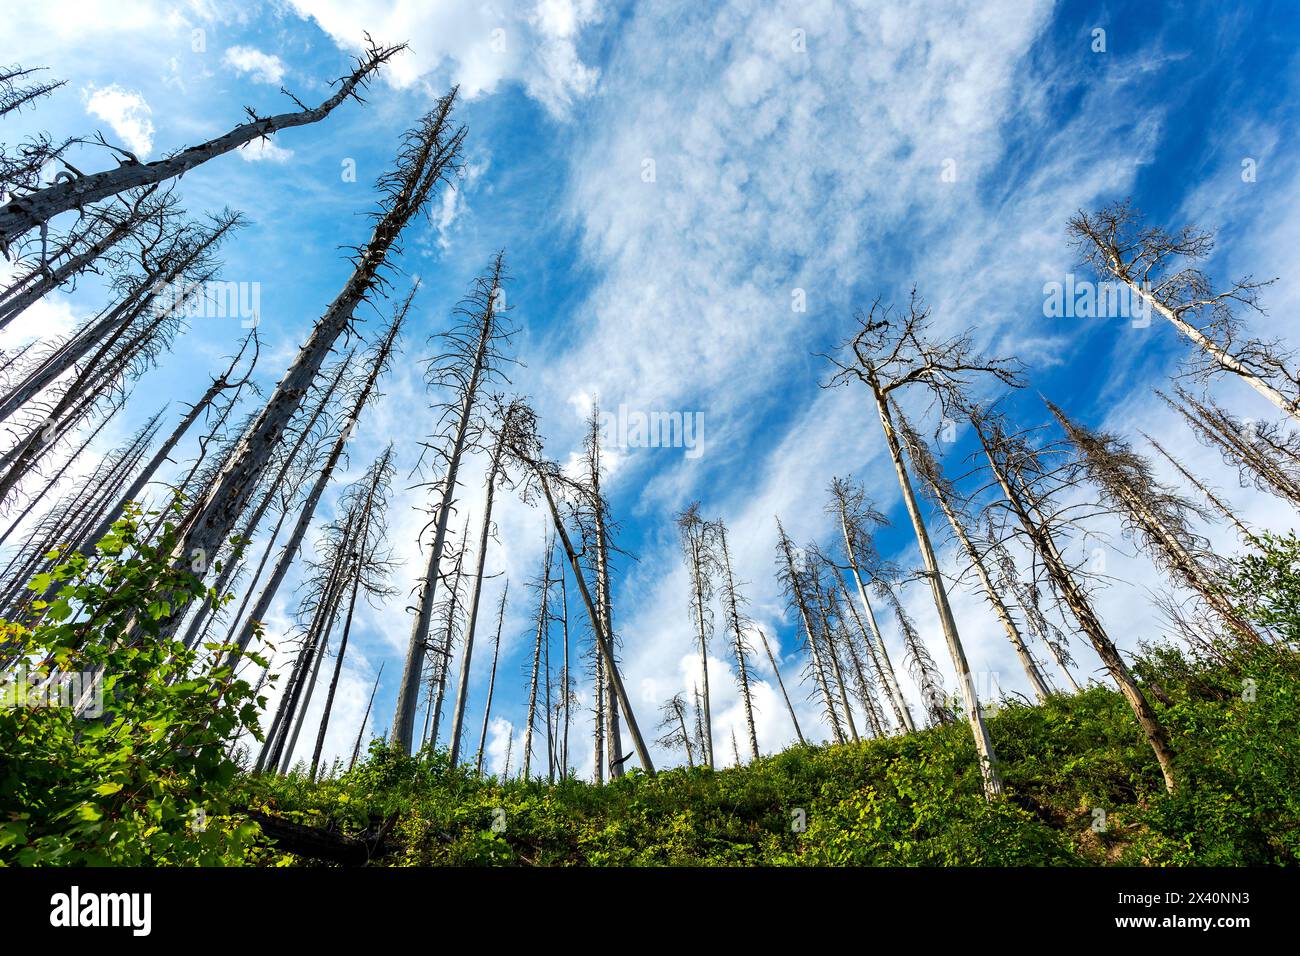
[0,216,244,506]
[393,250,513,753]
[592,636,605,783]
[826,477,915,731]
[874,577,952,727]
[177,353,352,648]
[656,694,696,768]
[447,398,526,765]
[712,518,761,760]
[79,331,258,555]
[179,94,463,645]
[835,581,894,736]
[676,502,717,764]
[0,207,243,419]
[1068,201,1297,422]
[522,537,554,781]
[424,512,472,751]
[825,291,1017,798]
[225,287,411,668]
[474,583,508,776]
[756,627,805,745]
[0,65,71,203]
[971,406,1178,792]
[0,389,126,548]
[558,569,571,775]
[1143,431,1253,540]
[774,518,845,744]
[837,580,899,728]
[806,556,859,743]
[582,405,626,778]
[979,517,1080,693]
[0,39,405,248]
[835,601,885,738]
[256,506,360,773]
[0,413,159,621]
[0,185,177,332]
[503,406,655,774]
[0,64,64,119]
[1048,400,1263,645]
[692,685,707,760]
[1158,386,1300,509]
[349,662,385,773]
[310,446,397,778]
[895,406,1053,700]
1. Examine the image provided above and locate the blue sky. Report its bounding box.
[2,0,1298,775]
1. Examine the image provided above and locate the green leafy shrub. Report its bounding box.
[0,506,266,865]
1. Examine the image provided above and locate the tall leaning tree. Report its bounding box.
[503,404,655,774]
[225,285,414,667]
[176,93,463,630]
[971,405,1178,792]
[895,406,1053,701]
[1068,201,1298,423]
[392,251,515,753]
[0,37,405,249]
[825,291,1018,799]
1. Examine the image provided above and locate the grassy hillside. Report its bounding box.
[4,521,1297,867]
[244,643,1300,866]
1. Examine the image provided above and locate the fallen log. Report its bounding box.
[241,808,396,866]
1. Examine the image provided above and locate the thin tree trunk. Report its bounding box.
[560,570,570,776]
[80,335,256,554]
[393,256,498,754]
[901,417,1052,701]
[526,460,654,774]
[447,418,509,764]
[310,457,385,778]
[674,698,695,768]
[522,545,552,781]
[689,535,716,765]
[837,509,915,731]
[349,663,384,773]
[716,523,760,759]
[867,378,1002,798]
[757,627,805,745]
[592,480,624,779]
[474,584,508,776]
[776,522,846,744]
[224,299,408,668]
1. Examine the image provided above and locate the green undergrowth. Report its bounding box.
[245,642,1300,866]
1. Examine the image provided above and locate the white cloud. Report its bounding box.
[223,45,288,85]
[238,137,295,163]
[285,0,604,117]
[83,84,155,157]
